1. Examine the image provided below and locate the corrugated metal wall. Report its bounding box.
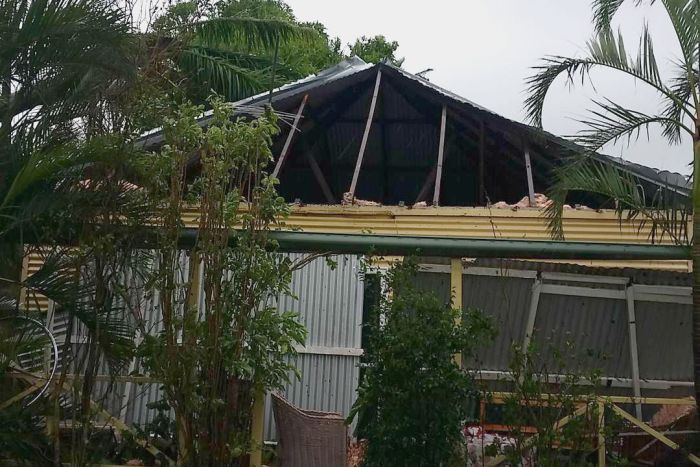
[416,266,693,393]
[42,254,693,438]
[533,293,632,377]
[111,253,364,441]
[636,301,693,380]
[264,254,364,441]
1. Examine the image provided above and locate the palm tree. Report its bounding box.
[525,0,700,409]
[148,0,310,104]
[0,1,309,462]
[0,0,137,146]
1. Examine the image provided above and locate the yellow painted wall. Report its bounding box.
[21,205,691,312]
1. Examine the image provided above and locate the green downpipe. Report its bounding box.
[177,230,690,260]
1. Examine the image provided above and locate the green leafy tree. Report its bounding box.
[151,0,403,103]
[497,343,606,466]
[0,0,137,149]
[215,0,343,76]
[138,97,306,466]
[525,0,700,410]
[150,0,312,103]
[0,0,138,230]
[349,259,494,467]
[350,35,404,67]
[0,2,164,463]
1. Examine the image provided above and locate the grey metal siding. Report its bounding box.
[265,254,364,441]
[463,275,534,371]
[533,294,632,378]
[281,254,363,350]
[417,266,692,385]
[120,253,365,440]
[635,301,693,380]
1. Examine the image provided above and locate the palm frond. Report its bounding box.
[661,61,696,142]
[575,97,693,149]
[0,0,137,140]
[525,26,693,127]
[178,46,271,101]
[546,157,690,244]
[592,0,627,31]
[187,45,297,80]
[1,135,146,238]
[660,0,699,75]
[591,0,660,32]
[1,144,81,211]
[0,314,50,374]
[191,17,309,50]
[23,249,136,371]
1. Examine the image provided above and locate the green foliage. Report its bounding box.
[497,343,604,466]
[0,403,50,465]
[151,0,312,103]
[138,96,306,465]
[152,0,403,104]
[217,0,344,76]
[0,316,51,463]
[524,0,697,246]
[350,35,404,67]
[544,156,690,244]
[525,3,700,414]
[0,0,137,146]
[349,259,494,467]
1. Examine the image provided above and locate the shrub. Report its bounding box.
[349,259,493,467]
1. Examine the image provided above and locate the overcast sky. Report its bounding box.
[285,0,693,175]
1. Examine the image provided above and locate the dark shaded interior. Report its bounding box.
[268,66,606,207]
[144,61,682,208]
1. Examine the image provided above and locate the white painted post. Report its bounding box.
[349,70,382,197]
[522,277,542,351]
[524,149,535,207]
[433,105,447,206]
[625,285,643,419]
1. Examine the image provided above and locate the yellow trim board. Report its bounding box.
[184,204,686,244]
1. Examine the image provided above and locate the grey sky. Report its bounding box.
[286,0,693,175]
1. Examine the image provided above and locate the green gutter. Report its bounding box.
[179,230,690,260]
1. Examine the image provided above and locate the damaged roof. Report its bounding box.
[139,57,690,205]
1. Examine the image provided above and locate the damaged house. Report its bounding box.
[26,57,696,452]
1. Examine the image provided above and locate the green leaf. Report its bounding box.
[574,97,692,149]
[178,46,272,101]
[525,24,693,129]
[545,156,690,244]
[191,17,309,50]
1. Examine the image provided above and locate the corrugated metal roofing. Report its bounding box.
[138,57,373,149]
